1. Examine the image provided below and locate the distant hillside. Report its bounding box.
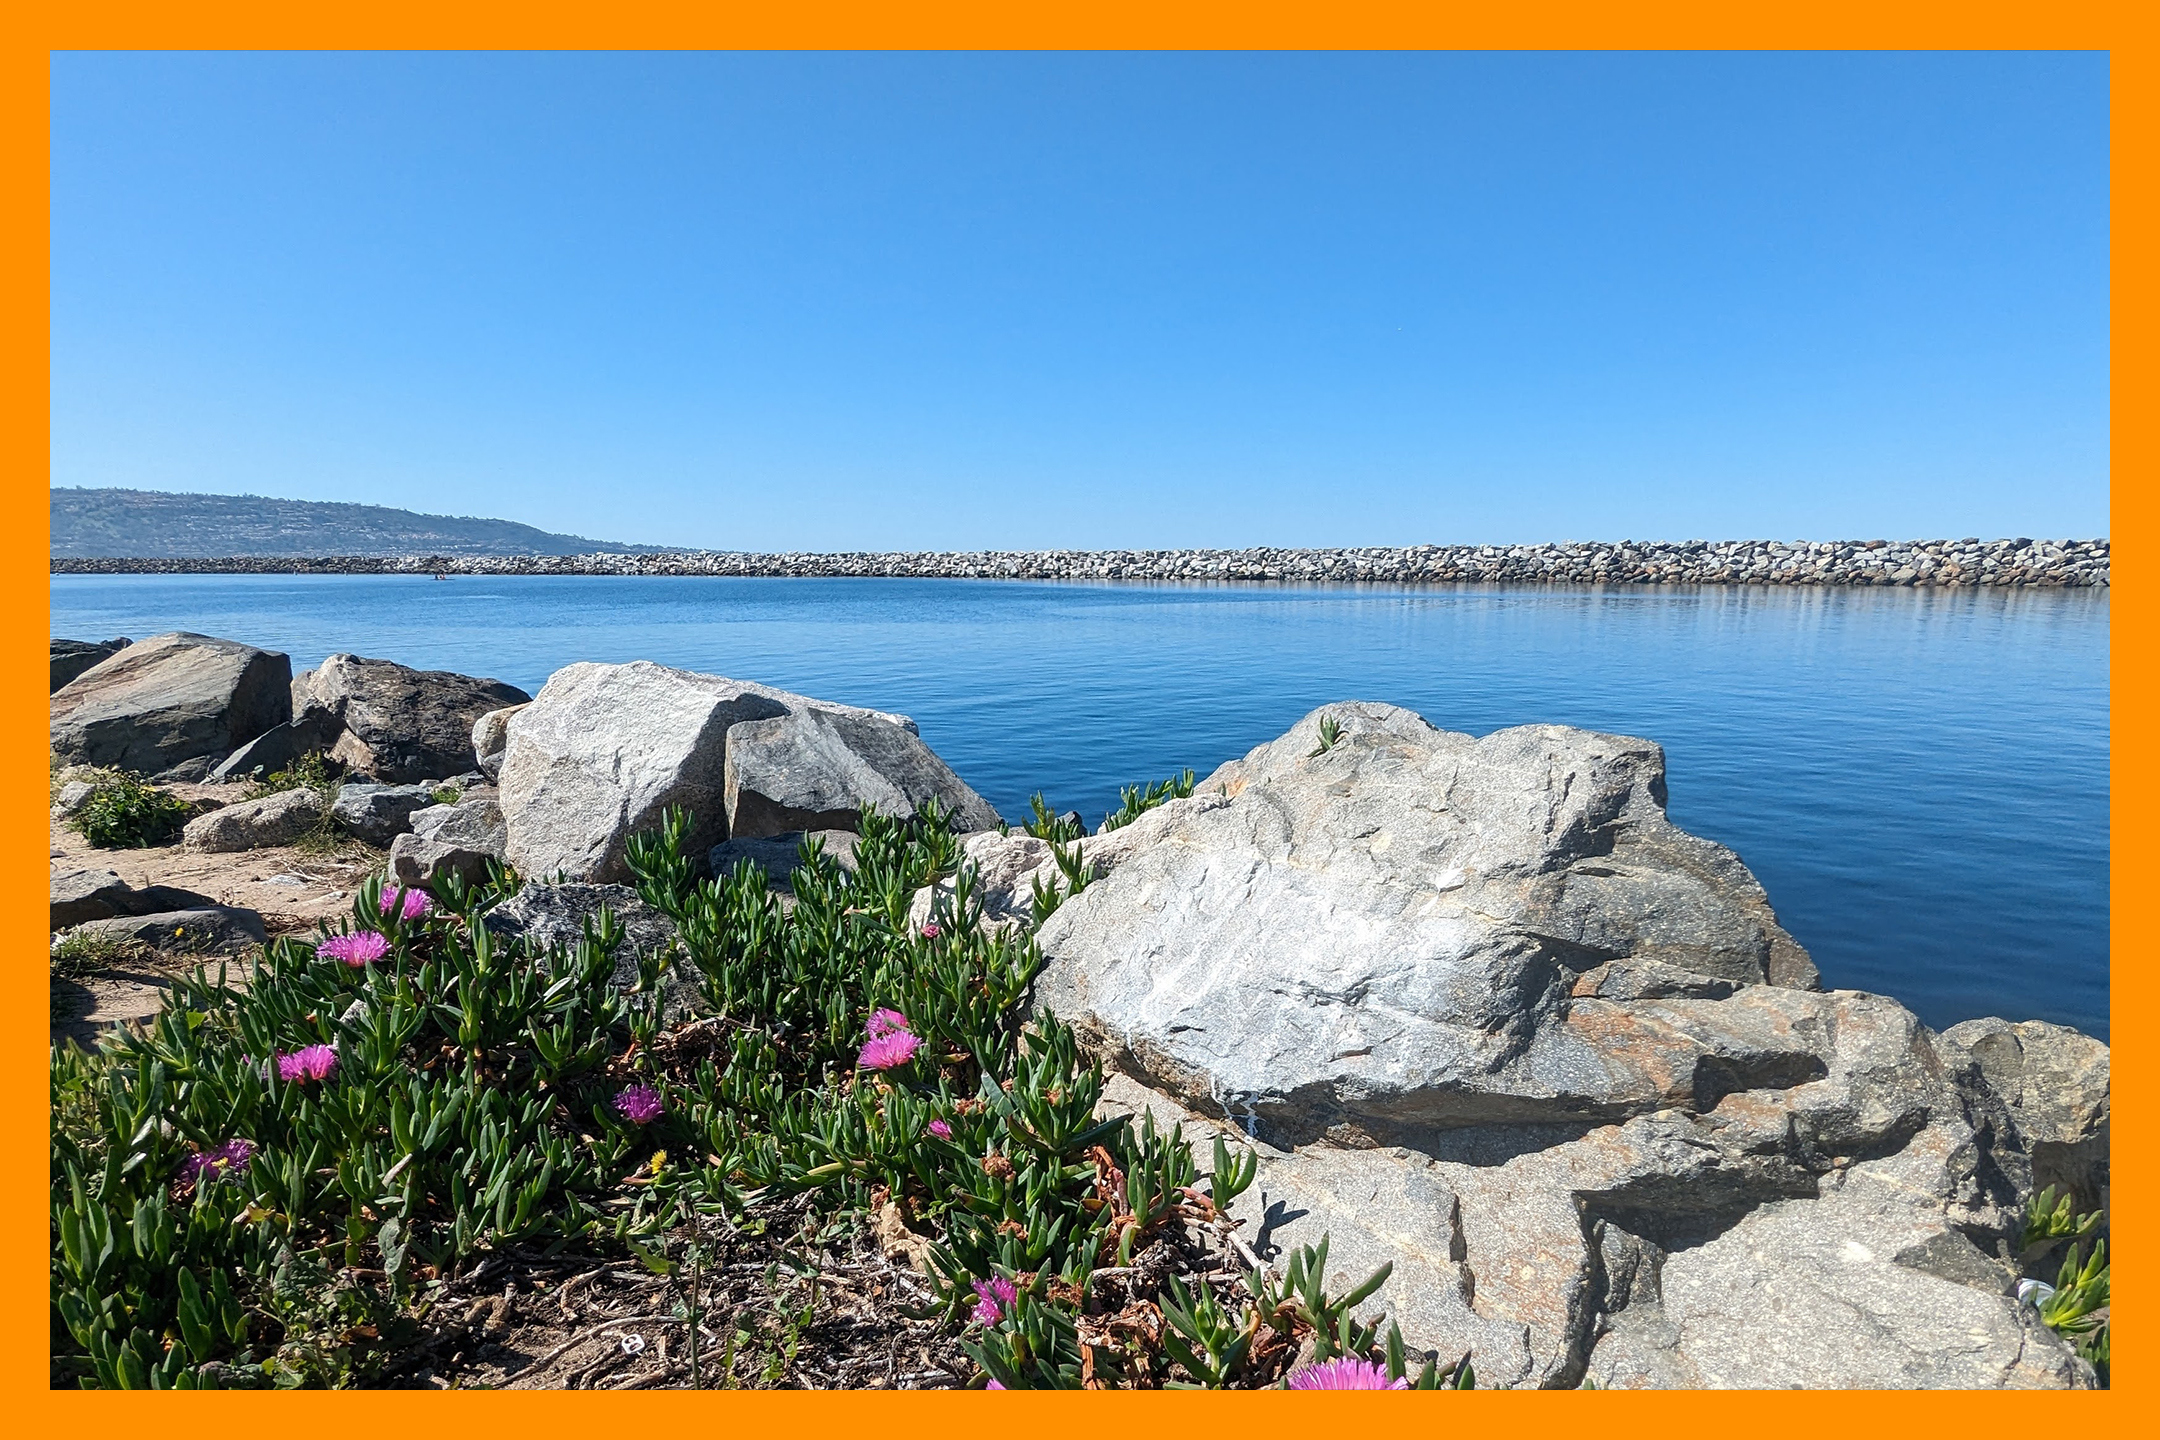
[51,488,671,558]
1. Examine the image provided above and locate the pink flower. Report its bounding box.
[178,1138,255,1185]
[276,1045,339,1084]
[866,1007,911,1041]
[928,1119,953,1140]
[614,1084,663,1124]
[858,1031,921,1071]
[920,922,941,939]
[984,1378,1006,1390]
[381,886,433,921]
[971,1276,1018,1326]
[316,930,389,966]
[1286,1358,1407,1390]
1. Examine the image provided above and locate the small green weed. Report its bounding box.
[1101,768,1196,832]
[70,775,192,849]
[51,929,153,978]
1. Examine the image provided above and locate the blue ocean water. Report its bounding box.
[50,574,2109,1039]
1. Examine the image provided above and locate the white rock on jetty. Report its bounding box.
[1010,702,2100,1389]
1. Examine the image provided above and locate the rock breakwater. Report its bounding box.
[52,536,2110,586]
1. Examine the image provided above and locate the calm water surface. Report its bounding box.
[51,574,2110,1039]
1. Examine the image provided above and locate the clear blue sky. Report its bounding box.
[50,51,2109,550]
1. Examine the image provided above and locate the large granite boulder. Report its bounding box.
[51,637,129,693]
[1034,704,1819,1145]
[50,632,291,778]
[387,796,507,888]
[1940,1018,2110,1218]
[293,654,531,784]
[723,707,1002,838]
[1039,704,2090,1389]
[330,781,439,845]
[497,661,970,884]
[181,787,327,853]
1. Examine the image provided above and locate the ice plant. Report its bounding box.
[1286,1358,1407,1390]
[178,1139,255,1185]
[316,930,389,966]
[380,886,433,921]
[971,1276,1018,1326]
[614,1083,664,1124]
[858,1030,921,1070]
[928,1119,953,1140]
[275,1044,339,1084]
[866,1007,911,1040]
[920,922,941,939]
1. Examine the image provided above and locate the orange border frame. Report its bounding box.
[4,6,2132,1430]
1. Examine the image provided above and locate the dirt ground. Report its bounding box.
[365,1198,974,1390]
[50,780,388,1048]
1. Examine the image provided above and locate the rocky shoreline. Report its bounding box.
[52,536,2110,586]
[50,632,2112,1389]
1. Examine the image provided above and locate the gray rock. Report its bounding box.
[51,632,291,776]
[180,787,327,853]
[1940,1018,2110,1217]
[51,867,219,930]
[482,881,695,1016]
[497,660,922,884]
[1034,704,1820,1148]
[1590,1175,2089,1390]
[330,781,439,845]
[906,829,1059,931]
[483,881,679,957]
[708,829,859,885]
[208,712,341,783]
[63,906,267,955]
[51,637,129,693]
[722,706,1001,838]
[51,867,136,929]
[293,653,531,783]
[387,796,506,888]
[1057,704,2081,1388]
[155,753,231,783]
[471,704,525,781]
[52,780,96,816]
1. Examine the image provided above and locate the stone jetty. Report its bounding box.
[51,536,2109,586]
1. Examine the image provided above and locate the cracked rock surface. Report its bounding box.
[1044,704,2100,1388]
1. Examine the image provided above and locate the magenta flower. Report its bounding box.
[920,922,941,939]
[178,1138,256,1185]
[866,1007,911,1041]
[984,1379,1006,1390]
[316,930,389,966]
[380,886,433,921]
[614,1083,664,1124]
[276,1044,339,1084]
[928,1118,953,1140]
[858,1030,921,1071]
[1286,1358,1407,1390]
[971,1276,1018,1326]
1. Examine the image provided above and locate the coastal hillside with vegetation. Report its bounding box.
[51,488,664,559]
